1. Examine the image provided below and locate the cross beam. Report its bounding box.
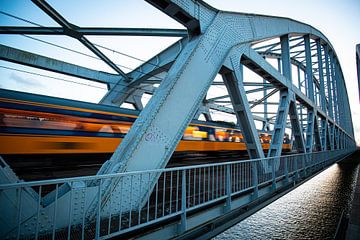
[0,26,188,37]
[31,0,128,79]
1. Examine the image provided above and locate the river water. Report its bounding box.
[213,160,360,240]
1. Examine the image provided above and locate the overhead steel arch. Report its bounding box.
[95,0,356,219]
[102,0,355,173]
[0,0,356,238]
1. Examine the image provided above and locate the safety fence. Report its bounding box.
[0,149,353,239]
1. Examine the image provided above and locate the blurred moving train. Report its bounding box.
[0,89,291,173]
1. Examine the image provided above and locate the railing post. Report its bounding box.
[16,188,23,240]
[251,161,259,199]
[284,156,289,183]
[302,154,307,177]
[225,164,231,212]
[294,155,299,181]
[179,170,187,233]
[95,180,102,240]
[271,158,276,190]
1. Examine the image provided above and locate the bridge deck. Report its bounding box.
[0,149,353,239]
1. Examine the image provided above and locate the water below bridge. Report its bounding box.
[214,154,360,240]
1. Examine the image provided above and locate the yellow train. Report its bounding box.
[0,89,291,171]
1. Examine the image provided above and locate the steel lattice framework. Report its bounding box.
[0,0,357,238]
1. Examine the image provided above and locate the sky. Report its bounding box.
[0,0,359,145]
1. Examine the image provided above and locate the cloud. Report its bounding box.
[10,73,44,88]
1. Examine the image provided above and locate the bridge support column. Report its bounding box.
[221,51,265,160]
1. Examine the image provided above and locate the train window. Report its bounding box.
[0,108,133,134]
[208,134,216,141]
[183,126,207,140]
[99,125,114,133]
[116,124,131,134]
[183,126,197,140]
[215,128,228,142]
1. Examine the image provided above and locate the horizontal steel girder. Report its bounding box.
[1,1,356,236]
[0,44,120,85]
[100,37,188,106]
[95,1,355,214]
[32,0,128,79]
[0,26,188,37]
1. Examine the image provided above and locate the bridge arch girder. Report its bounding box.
[96,2,356,215]
[1,1,356,238]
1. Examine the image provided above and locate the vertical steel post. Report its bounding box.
[281,35,292,83]
[316,40,326,111]
[304,35,315,153]
[321,118,327,151]
[284,156,289,182]
[52,184,58,240]
[267,35,292,160]
[304,35,314,101]
[294,155,299,181]
[272,158,276,190]
[225,164,231,212]
[330,52,338,123]
[95,180,101,240]
[251,161,259,199]
[222,58,265,160]
[180,170,187,233]
[263,79,268,130]
[16,188,23,240]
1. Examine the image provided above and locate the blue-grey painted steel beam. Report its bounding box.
[1,1,356,237]
[250,89,278,109]
[145,0,217,35]
[324,45,334,120]
[100,37,188,106]
[280,35,292,83]
[31,0,128,79]
[280,34,306,153]
[304,35,315,153]
[244,46,351,141]
[263,79,269,131]
[289,100,306,153]
[330,53,339,124]
[313,115,323,151]
[0,26,188,37]
[267,89,291,158]
[206,95,229,103]
[243,82,274,87]
[320,118,327,150]
[99,2,353,212]
[266,35,292,158]
[316,39,326,111]
[0,44,119,85]
[246,43,353,144]
[304,35,314,101]
[257,52,321,90]
[221,55,265,160]
[205,102,272,124]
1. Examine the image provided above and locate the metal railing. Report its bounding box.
[0,149,353,239]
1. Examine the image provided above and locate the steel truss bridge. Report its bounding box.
[0,0,357,239]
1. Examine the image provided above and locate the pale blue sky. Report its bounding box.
[0,0,359,144]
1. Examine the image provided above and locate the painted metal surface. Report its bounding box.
[0,26,188,37]
[0,149,353,239]
[0,0,357,238]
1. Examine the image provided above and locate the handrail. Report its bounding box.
[0,149,347,189]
